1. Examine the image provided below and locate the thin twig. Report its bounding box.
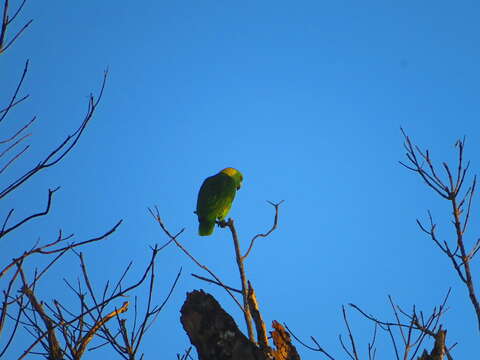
[191,273,242,293]
[341,305,359,360]
[0,69,108,200]
[242,200,283,260]
[0,220,122,279]
[0,187,59,238]
[283,323,336,360]
[0,60,29,123]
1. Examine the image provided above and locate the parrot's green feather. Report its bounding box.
[196,168,243,236]
[199,221,215,236]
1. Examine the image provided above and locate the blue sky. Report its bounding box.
[2,1,480,358]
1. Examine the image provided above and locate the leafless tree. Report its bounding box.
[400,130,480,331]
[339,131,478,360]
[1,1,180,358]
[15,245,180,360]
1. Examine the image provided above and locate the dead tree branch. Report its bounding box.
[18,245,172,359]
[0,69,109,201]
[349,291,453,360]
[283,323,336,360]
[242,200,283,260]
[270,321,301,360]
[191,273,242,294]
[0,220,122,280]
[400,129,480,332]
[339,305,359,360]
[0,0,32,54]
[247,281,268,352]
[0,59,29,124]
[224,218,255,342]
[0,187,59,239]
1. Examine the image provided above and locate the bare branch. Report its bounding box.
[341,305,359,360]
[0,131,31,157]
[75,301,129,358]
[0,0,8,50]
[462,176,476,234]
[0,69,109,200]
[247,281,268,351]
[224,218,255,342]
[0,144,28,175]
[283,323,336,359]
[0,95,29,116]
[20,245,161,359]
[0,0,32,53]
[388,295,406,346]
[349,290,454,360]
[6,0,27,24]
[22,286,63,360]
[367,323,377,360]
[399,128,450,199]
[242,200,283,260]
[401,130,480,331]
[0,60,29,123]
[0,219,122,279]
[191,273,242,293]
[0,187,59,239]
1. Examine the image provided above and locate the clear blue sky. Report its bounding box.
[3,1,480,358]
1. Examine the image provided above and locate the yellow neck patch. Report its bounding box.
[221,167,238,177]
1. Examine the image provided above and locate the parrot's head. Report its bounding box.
[221,167,243,190]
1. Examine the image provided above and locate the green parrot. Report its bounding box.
[196,167,243,236]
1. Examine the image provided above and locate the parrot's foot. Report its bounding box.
[217,219,228,228]
[217,218,234,229]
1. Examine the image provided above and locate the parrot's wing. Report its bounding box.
[196,173,236,221]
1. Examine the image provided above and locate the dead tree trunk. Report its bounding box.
[180,290,300,360]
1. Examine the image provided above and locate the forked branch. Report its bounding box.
[0,0,32,54]
[400,130,480,331]
[0,69,109,200]
[19,244,168,359]
[350,291,454,360]
[242,200,284,260]
[0,187,60,239]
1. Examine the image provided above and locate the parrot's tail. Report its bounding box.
[199,221,215,236]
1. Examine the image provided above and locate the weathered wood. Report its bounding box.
[270,321,301,360]
[247,282,269,352]
[180,290,265,360]
[417,329,446,360]
[181,290,302,360]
